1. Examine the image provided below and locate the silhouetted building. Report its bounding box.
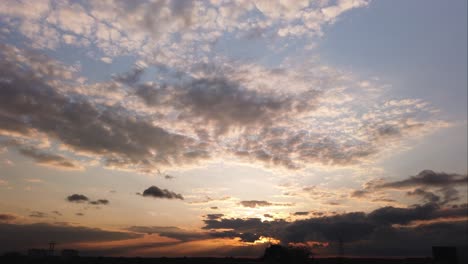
[61,249,79,257]
[432,246,457,264]
[27,249,48,258]
[263,244,311,264]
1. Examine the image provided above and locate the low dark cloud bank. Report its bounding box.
[0,222,141,252]
[0,213,16,222]
[202,202,468,257]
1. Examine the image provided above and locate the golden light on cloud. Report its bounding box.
[253,236,280,245]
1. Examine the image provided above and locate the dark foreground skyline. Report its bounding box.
[1,245,464,264]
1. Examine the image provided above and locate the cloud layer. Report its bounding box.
[0,42,444,173]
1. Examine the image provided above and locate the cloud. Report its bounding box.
[0,222,141,252]
[135,76,319,135]
[17,146,83,170]
[127,226,207,242]
[294,212,310,216]
[141,186,184,200]
[203,202,468,248]
[67,194,109,206]
[352,170,467,206]
[240,200,272,208]
[0,31,444,173]
[89,199,110,205]
[240,200,293,208]
[0,0,369,59]
[188,196,231,204]
[29,211,47,218]
[376,170,468,189]
[407,188,441,203]
[100,57,112,64]
[0,44,208,173]
[350,189,370,198]
[127,224,263,243]
[67,194,89,203]
[205,214,224,220]
[0,213,16,222]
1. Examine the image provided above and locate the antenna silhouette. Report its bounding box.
[48,241,56,256]
[338,237,344,259]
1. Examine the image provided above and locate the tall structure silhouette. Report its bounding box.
[48,241,56,256]
[338,237,344,258]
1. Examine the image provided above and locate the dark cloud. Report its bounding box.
[209,230,262,243]
[114,66,145,85]
[407,188,440,203]
[128,224,262,244]
[210,206,218,210]
[0,213,16,222]
[89,199,110,205]
[240,200,272,208]
[318,220,467,259]
[76,213,84,216]
[439,186,460,205]
[368,203,438,225]
[29,211,47,218]
[141,186,184,200]
[377,170,467,189]
[352,170,467,206]
[127,226,207,242]
[164,174,175,180]
[203,202,468,251]
[51,211,62,216]
[0,222,141,252]
[205,214,224,220]
[371,198,397,203]
[67,194,89,203]
[293,212,309,216]
[350,189,370,198]
[135,76,319,135]
[17,145,82,170]
[67,194,109,206]
[240,200,293,208]
[203,217,265,231]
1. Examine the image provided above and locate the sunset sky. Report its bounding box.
[0,0,467,258]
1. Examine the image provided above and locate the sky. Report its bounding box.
[0,0,467,259]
